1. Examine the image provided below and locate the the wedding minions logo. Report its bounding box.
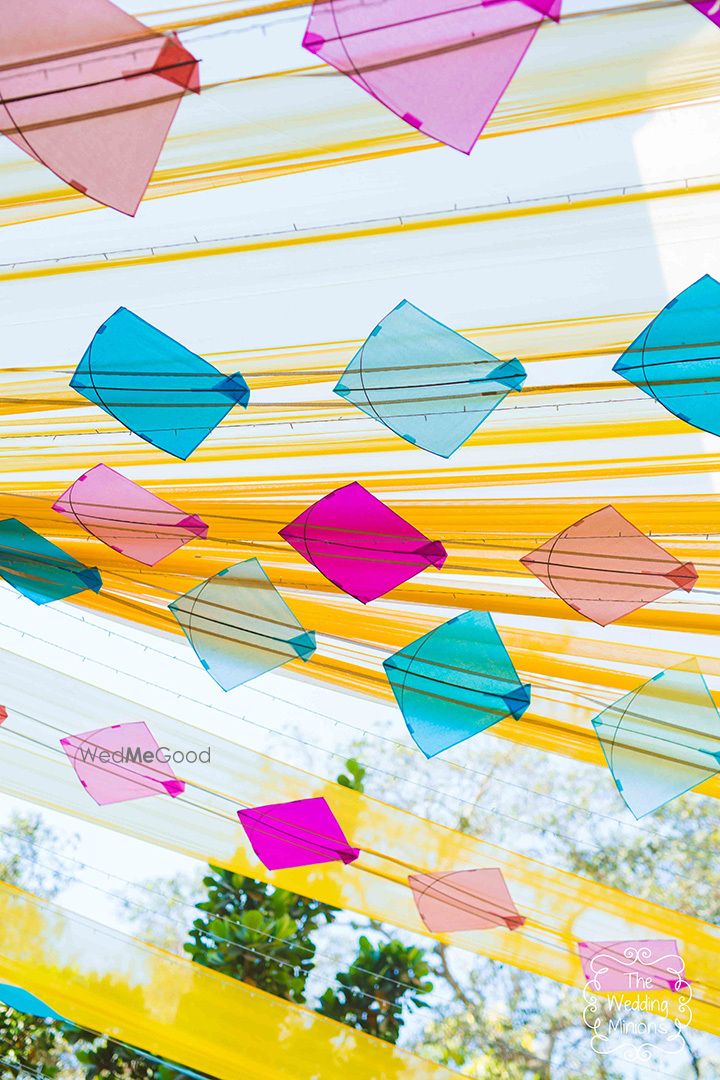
[581,940,692,1064]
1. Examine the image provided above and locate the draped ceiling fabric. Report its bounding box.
[0,879,454,1080]
[2,0,720,1074]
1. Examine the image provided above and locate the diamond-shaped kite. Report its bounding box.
[384,610,531,757]
[520,505,697,626]
[685,0,720,29]
[237,796,360,871]
[169,558,316,690]
[591,658,720,818]
[53,464,208,566]
[71,308,249,459]
[280,481,446,603]
[613,275,720,438]
[61,721,185,806]
[334,300,526,457]
[579,939,689,993]
[409,868,525,932]
[0,519,101,605]
[0,1,199,215]
[303,0,560,153]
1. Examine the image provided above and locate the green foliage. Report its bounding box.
[0,1007,65,1078]
[183,867,337,1004]
[0,814,81,1079]
[336,758,366,793]
[317,934,432,1043]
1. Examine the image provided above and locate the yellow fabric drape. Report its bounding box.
[1,649,719,1035]
[0,878,456,1080]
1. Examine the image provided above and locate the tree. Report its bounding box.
[317,934,432,1042]
[76,759,432,1077]
[184,870,336,1003]
[0,813,81,1080]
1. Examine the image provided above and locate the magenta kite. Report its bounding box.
[0,0,199,214]
[237,797,360,871]
[280,481,447,603]
[303,0,561,153]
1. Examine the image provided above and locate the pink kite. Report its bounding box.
[237,797,360,871]
[279,482,447,604]
[302,0,561,153]
[521,505,697,625]
[53,464,208,566]
[0,0,199,215]
[60,721,185,806]
[409,868,525,932]
[579,940,690,993]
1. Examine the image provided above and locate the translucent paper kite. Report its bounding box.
[53,464,208,566]
[303,0,561,153]
[71,308,250,459]
[60,721,185,806]
[237,797,360,871]
[520,505,697,625]
[384,610,531,757]
[0,1,199,215]
[685,0,720,29]
[409,869,525,932]
[334,300,526,457]
[169,559,316,690]
[579,940,689,992]
[591,658,720,818]
[614,275,720,438]
[0,519,101,605]
[0,984,65,1020]
[280,482,447,603]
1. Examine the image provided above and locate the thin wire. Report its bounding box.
[0,600,707,855]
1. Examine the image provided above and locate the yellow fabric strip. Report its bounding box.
[0,649,718,1035]
[0,879,454,1080]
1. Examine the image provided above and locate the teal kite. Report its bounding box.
[591,658,720,818]
[169,559,316,689]
[613,275,720,437]
[334,300,526,457]
[0,519,101,605]
[71,308,249,459]
[383,610,531,757]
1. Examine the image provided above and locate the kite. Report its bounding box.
[302,0,561,153]
[280,481,447,603]
[0,518,101,605]
[685,0,720,29]
[579,940,689,993]
[0,0,199,215]
[169,558,316,690]
[383,610,531,757]
[60,720,185,806]
[237,796,360,871]
[590,658,720,819]
[71,308,250,459]
[334,300,526,457]
[53,464,208,566]
[520,505,697,625]
[409,868,525,932]
[0,984,65,1020]
[613,275,720,438]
